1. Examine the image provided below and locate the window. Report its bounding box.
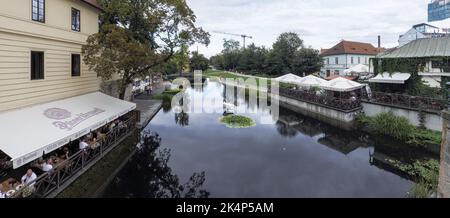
[32,0,45,23]
[335,57,339,64]
[327,58,330,65]
[31,51,44,80]
[72,8,80,32]
[358,57,361,64]
[71,54,81,77]
[365,57,368,64]
[351,57,354,64]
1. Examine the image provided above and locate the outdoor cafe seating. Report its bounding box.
[0,92,138,198]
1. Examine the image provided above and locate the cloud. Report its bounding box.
[187,0,427,57]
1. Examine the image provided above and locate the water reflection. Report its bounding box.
[104,81,440,198]
[175,112,190,127]
[102,131,209,198]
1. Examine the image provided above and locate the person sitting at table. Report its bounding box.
[41,159,53,172]
[93,130,103,142]
[21,169,37,187]
[0,184,5,198]
[109,121,116,132]
[79,137,89,151]
[59,147,70,160]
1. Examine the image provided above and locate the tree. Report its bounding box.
[210,54,225,70]
[82,0,210,99]
[189,51,209,72]
[222,39,241,71]
[172,44,190,76]
[237,43,268,73]
[266,32,304,75]
[294,47,323,76]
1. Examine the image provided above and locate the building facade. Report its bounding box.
[429,0,450,22]
[320,40,381,78]
[0,0,102,113]
[398,23,450,47]
[377,37,450,88]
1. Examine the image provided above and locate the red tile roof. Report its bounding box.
[80,0,102,10]
[321,40,384,56]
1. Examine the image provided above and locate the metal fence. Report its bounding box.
[278,88,362,111]
[10,111,138,198]
[365,92,447,112]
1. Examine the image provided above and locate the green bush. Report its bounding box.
[408,181,431,198]
[152,89,182,101]
[370,112,415,142]
[356,112,442,146]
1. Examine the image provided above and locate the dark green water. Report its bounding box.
[102,81,437,198]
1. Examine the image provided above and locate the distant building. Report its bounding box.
[376,36,450,88]
[320,40,383,78]
[398,23,449,47]
[428,0,450,22]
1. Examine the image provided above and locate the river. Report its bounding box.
[102,80,437,198]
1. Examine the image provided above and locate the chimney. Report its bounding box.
[377,35,381,48]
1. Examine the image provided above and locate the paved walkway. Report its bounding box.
[133,82,167,129]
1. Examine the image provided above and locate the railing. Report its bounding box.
[10,111,138,198]
[278,88,362,111]
[364,92,447,112]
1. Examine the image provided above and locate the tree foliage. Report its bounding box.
[189,51,210,72]
[82,0,210,99]
[210,32,322,76]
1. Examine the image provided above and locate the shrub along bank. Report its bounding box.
[356,112,442,149]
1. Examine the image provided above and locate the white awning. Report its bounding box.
[344,64,369,74]
[0,92,136,169]
[297,75,327,87]
[321,77,365,92]
[369,72,411,84]
[275,73,303,84]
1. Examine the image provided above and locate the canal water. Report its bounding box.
[102,80,434,198]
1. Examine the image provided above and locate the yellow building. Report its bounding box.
[0,0,102,112]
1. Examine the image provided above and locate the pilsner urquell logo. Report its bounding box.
[44,107,106,131]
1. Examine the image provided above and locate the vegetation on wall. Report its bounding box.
[391,159,440,198]
[356,112,442,147]
[371,57,448,99]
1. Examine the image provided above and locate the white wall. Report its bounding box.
[362,102,443,131]
[321,54,373,77]
[399,28,426,47]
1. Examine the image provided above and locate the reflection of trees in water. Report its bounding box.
[175,112,189,127]
[162,99,172,113]
[106,131,209,198]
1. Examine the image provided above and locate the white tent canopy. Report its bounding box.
[369,72,411,84]
[322,77,365,92]
[275,73,303,84]
[0,92,136,169]
[297,75,327,87]
[344,64,369,74]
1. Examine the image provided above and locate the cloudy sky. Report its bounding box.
[186,0,428,57]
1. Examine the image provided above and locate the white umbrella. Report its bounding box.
[322,77,364,92]
[344,64,369,75]
[275,74,303,84]
[297,75,327,87]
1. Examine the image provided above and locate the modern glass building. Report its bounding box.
[429,0,450,22]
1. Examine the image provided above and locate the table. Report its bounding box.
[1,178,19,196]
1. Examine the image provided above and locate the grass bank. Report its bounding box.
[205,70,272,86]
[152,88,182,101]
